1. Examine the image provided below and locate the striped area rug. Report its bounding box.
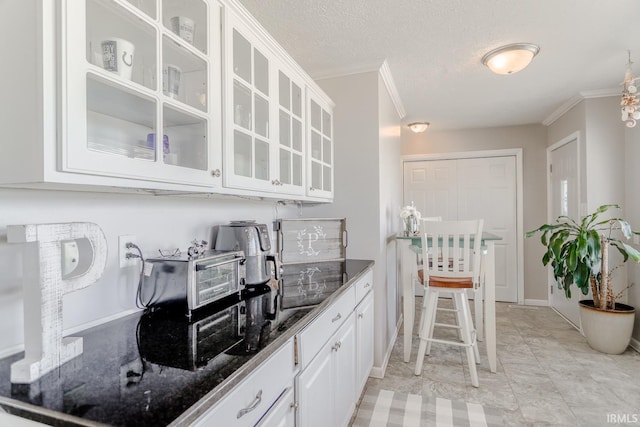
[351,388,504,427]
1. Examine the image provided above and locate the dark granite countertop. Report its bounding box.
[0,259,373,426]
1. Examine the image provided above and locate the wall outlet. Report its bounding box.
[61,239,80,278]
[119,235,137,268]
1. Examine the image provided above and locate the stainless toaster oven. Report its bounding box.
[140,250,245,316]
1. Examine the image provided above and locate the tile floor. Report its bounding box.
[356,298,640,426]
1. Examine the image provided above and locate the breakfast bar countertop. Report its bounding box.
[0,259,374,427]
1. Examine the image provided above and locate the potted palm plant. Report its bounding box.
[526,204,640,354]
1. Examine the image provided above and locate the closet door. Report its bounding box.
[457,157,517,303]
[403,160,458,221]
[403,156,518,302]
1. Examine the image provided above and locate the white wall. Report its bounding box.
[585,97,626,211]
[625,125,640,342]
[377,74,402,352]
[303,69,402,370]
[548,96,628,299]
[0,188,300,355]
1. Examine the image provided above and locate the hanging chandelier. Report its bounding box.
[622,51,640,128]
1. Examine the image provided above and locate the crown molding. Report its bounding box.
[542,87,620,126]
[312,62,384,81]
[379,60,407,120]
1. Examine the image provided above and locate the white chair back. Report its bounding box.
[421,219,484,285]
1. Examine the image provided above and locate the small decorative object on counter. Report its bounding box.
[400,202,421,236]
[274,218,347,264]
[187,239,208,257]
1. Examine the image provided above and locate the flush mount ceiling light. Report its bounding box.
[408,122,430,133]
[481,43,540,75]
[621,50,640,128]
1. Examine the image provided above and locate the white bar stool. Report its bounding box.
[414,219,483,388]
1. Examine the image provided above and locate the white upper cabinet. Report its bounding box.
[222,9,308,197]
[0,0,332,201]
[63,0,222,187]
[306,86,334,200]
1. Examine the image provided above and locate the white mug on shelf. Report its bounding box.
[170,16,195,45]
[101,38,135,80]
[162,64,182,99]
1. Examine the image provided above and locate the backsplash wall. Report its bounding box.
[0,188,301,356]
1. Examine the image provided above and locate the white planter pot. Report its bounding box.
[579,300,636,354]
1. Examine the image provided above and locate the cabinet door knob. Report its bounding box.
[211,169,221,178]
[358,313,364,319]
[309,186,315,191]
[237,390,262,419]
[272,179,282,186]
[331,313,342,323]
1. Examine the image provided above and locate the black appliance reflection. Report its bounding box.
[138,284,275,371]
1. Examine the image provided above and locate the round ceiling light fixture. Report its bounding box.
[408,122,430,133]
[481,43,540,75]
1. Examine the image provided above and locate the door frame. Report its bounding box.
[546,131,581,324]
[401,148,524,305]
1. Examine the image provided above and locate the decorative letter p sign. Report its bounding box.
[7,223,108,383]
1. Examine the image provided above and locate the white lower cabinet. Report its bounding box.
[191,338,295,427]
[296,312,356,427]
[256,387,296,427]
[295,267,374,427]
[355,291,374,396]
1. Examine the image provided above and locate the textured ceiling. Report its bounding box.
[237,0,640,131]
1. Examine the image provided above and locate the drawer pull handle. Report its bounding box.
[364,282,371,288]
[237,390,262,419]
[331,313,342,323]
[331,340,342,351]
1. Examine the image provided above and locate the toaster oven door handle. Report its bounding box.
[195,255,244,271]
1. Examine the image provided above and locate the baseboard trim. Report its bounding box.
[0,308,141,359]
[630,337,640,353]
[369,314,403,378]
[524,299,549,307]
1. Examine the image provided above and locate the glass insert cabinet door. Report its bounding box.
[225,15,277,192]
[307,87,334,198]
[61,0,221,187]
[277,66,305,195]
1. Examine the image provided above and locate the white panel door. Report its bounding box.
[403,160,458,220]
[403,156,518,302]
[457,157,517,302]
[549,139,580,325]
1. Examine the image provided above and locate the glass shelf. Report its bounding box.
[163,105,207,170]
[163,35,208,111]
[86,75,156,160]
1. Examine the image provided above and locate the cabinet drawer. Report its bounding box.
[192,339,295,427]
[298,285,355,368]
[355,269,373,304]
